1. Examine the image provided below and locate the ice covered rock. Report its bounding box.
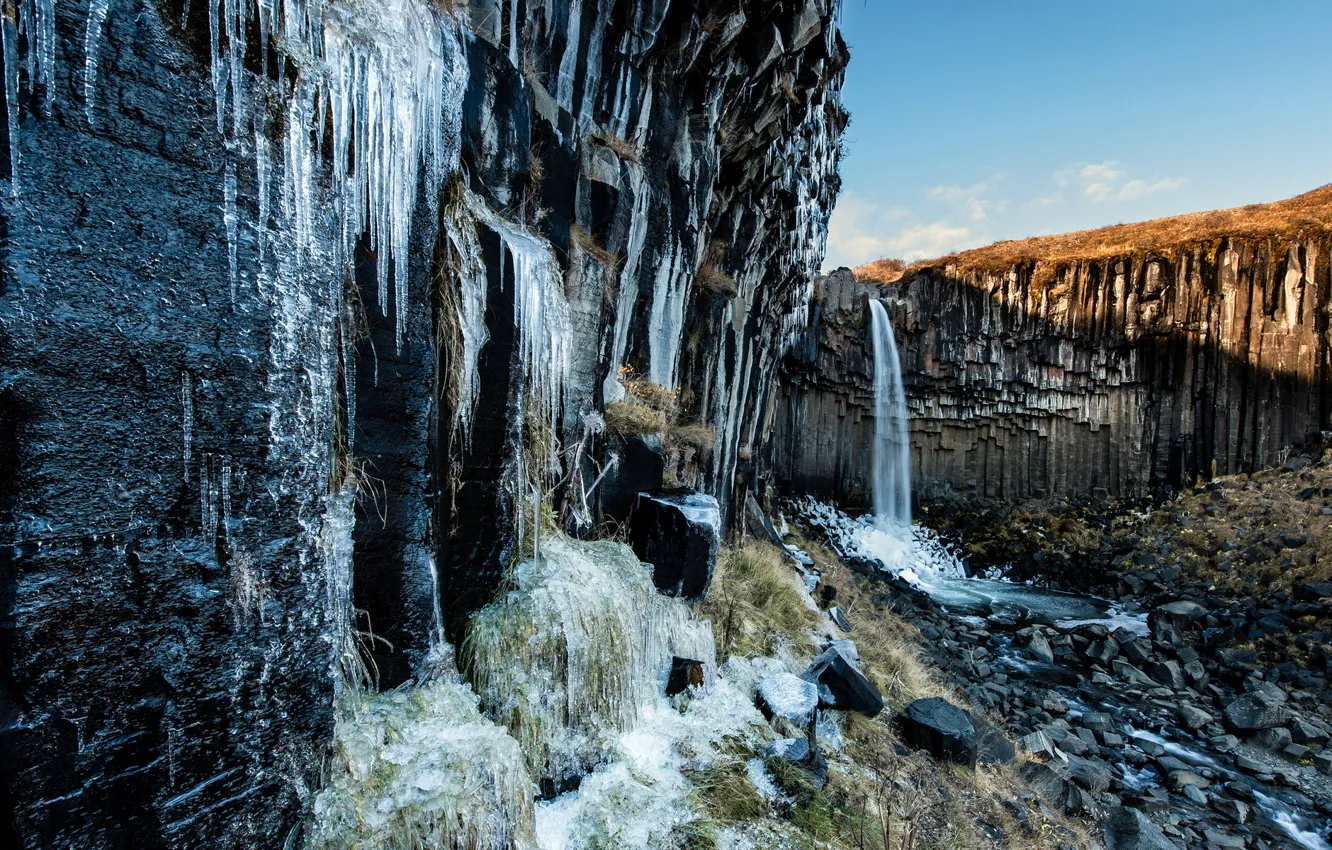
[757,672,819,727]
[305,678,535,850]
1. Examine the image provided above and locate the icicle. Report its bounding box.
[200,454,215,539]
[83,0,112,125]
[2,19,21,196]
[208,0,225,134]
[254,128,270,266]
[342,318,356,442]
[30,0,57,105]
[223,163,239,302]
[220,457,233,543]
[507,0,519,65]
[181,373,194,482]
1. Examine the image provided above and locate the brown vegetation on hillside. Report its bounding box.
[853,184,1332,283]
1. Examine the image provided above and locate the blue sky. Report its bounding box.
[824,0,1332,270]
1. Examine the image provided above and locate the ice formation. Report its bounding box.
[464,536,715,786]
[83,0,112,123]
[306,678,536,850]
[534,664,774,850]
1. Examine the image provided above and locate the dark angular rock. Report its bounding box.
[666,657,706,696]
[1102,806,1177,850]
[803,645,884,717]
[970,713,1017,766]
[1294,581,1332,601]
[629,490,721,599]
[1221,694,1290,731]
[827,605,853,632]
[897,697,976,765]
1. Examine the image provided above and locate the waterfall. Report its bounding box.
[868,299,911,530]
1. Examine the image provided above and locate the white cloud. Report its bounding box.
[823,192,980,270]
[927,176,1003,221]
[1052,161,1186,203]
[824,192,911,268]
[1117,176,1188,200]
[890,221,976,260]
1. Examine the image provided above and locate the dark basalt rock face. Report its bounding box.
[0,0,847,847]
[772,240,1332,506]
[630,490,721,599]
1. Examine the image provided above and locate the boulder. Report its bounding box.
[629,489,721,598]
[1102,806,1176,850]
[1294,581,1332,602]
[1145,659,1185,690]
[897,697,976,766]
[1178,704,1214,731]
[1085,639,1119,665]
[1212,798,1250,824]
[1222,694,1290,731]
[756,672,819,727]
[1315,752,1332,776]
[1290,716,1330,745]
[970,713,1017,766]
[1025,631,1055,664]
[802,645,884,717]
[827,606,852,633]
[743,491,785,548]
[666,656,706,696]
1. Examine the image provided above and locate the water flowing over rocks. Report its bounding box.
[0,0,847,845]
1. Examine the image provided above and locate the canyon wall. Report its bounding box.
[0,1,845,846]
[772,238,1332,508]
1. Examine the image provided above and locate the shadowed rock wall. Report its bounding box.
[773,241,1332,508]
[0,0,846,847]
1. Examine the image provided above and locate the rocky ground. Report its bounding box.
[778,451,1332,850]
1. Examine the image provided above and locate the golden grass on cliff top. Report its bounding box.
[854,184,1332,283]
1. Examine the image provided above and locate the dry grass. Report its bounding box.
[670,422,715,450]
[570,224,622,275]
[698,543,821,662]
[695,243,739,298]
[853,184,1332,281]
[794,535,958,711]
[588,130,641,162]
[603,399,665,437]
[852,257,907,284]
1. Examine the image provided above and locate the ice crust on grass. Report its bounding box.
[465,536,715,787]
[534,667,772,850]
[306,677,536,850]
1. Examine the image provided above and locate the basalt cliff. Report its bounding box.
[773,188,1332,509]
[0,0,846,846]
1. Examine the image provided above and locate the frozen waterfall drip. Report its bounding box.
[868,299,911,531]
[464,537,715,787]
[441,188,572,511]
